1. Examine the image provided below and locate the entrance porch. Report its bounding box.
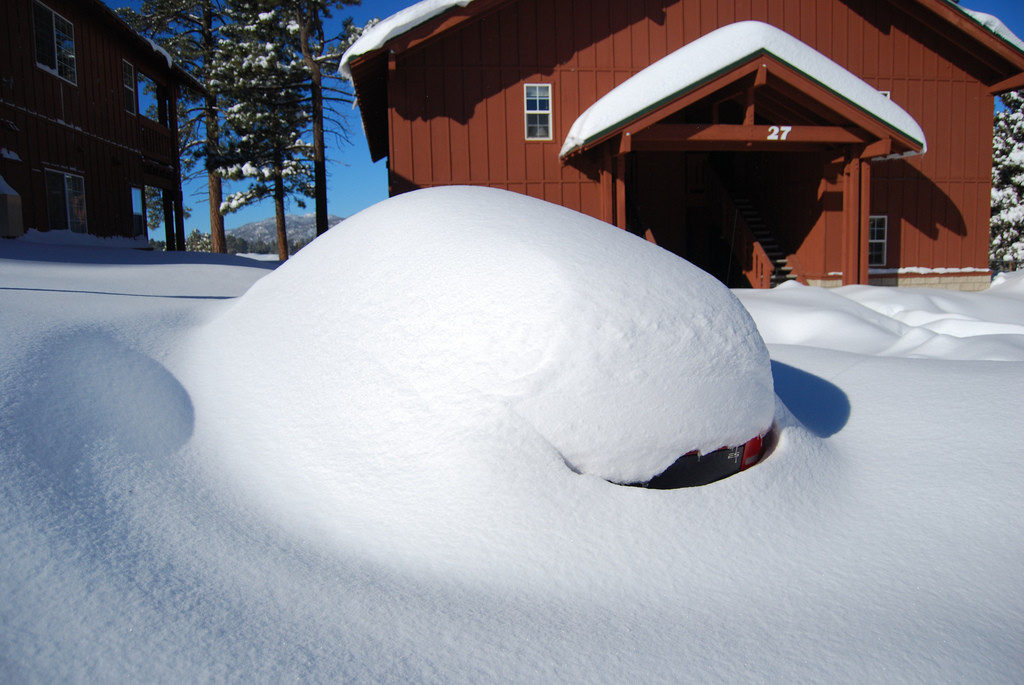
[560,22,926,288]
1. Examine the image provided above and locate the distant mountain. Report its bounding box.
[227,213,344,247]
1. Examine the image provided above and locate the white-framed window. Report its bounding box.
[123,61,137,114]
[137,71,161,122]
[33,1,77,84]
[44,169,87,233]
[525,84,552,140]
[131,186,145,237]
[868,215,887,266]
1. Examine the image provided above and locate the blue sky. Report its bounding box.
[104,0,1024,235]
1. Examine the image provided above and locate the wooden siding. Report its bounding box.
[0,0,184,240]
[380,0,1017,276]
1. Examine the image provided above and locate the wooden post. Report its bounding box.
[858,159,871,284]
[842,151,866,285]
[743,82,756,125]
[162,188,176,251]
[614,153,627,229]
[601,148,614,225]
[174,188,186,251]
[169,81,187,252]
[840,154,873,285]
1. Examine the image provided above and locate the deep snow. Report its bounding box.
[2,188,1024,683]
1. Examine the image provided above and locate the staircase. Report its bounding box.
[731,196,798,287]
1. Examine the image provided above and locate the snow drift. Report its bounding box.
[4,205,1024,683]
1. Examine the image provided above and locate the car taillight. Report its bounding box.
[623,430,770,489]
[739,434,764,470]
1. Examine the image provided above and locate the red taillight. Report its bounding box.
[739,434,765,470]
[625,430,770,489]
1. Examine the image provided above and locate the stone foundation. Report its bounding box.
[803,272,992,291]
[867,272,992,291]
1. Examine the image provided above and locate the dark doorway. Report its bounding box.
[628,151,748,286]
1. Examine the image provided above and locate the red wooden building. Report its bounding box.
[343,0,1024,289]
[0,0,196,248]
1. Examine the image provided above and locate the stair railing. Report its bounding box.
[706,171,775,289]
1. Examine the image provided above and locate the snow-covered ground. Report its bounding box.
[2,187,1023,683]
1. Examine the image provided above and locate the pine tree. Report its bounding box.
[287,0,361,236]
[117,0,230,253]
[991,89,1024,270]
[210,0,315,261]
[185,228,213,252]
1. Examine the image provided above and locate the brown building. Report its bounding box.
[0,0,196,248]
[343,0,1024,289]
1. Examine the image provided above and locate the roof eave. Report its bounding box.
[896,0,1024,80]
[348,51,391,163]
[990,72,1024,96]
[85,0,203,93]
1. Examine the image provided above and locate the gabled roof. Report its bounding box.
[340,0,476,80]
[560,21,927,160]
[342,0,1024,83]
[341,0,1024,161]
[906,0,1024,92]
[962,7,1024,53]
[340,0,499,161]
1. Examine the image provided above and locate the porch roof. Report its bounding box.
[560,21,927,161]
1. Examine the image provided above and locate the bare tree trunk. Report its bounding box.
[204,2,227,253]
[274,162,289,262]
[311,74,329,237]
[297,4,329,237]
[206,108,226,253]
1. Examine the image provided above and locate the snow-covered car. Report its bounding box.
[192,185,775,488]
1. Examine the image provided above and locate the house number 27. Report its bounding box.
[767,125,793,141]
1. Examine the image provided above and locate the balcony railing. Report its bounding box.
[139,117,175,166]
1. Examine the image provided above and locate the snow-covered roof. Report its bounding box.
[960,6,1024,53]
[339,0,475,80]
[145,37,173,69]
[560,21,928,160]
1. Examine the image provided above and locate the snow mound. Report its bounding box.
[3,330,194,468]
[187,186,773,497]
[736,277,1024,361]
